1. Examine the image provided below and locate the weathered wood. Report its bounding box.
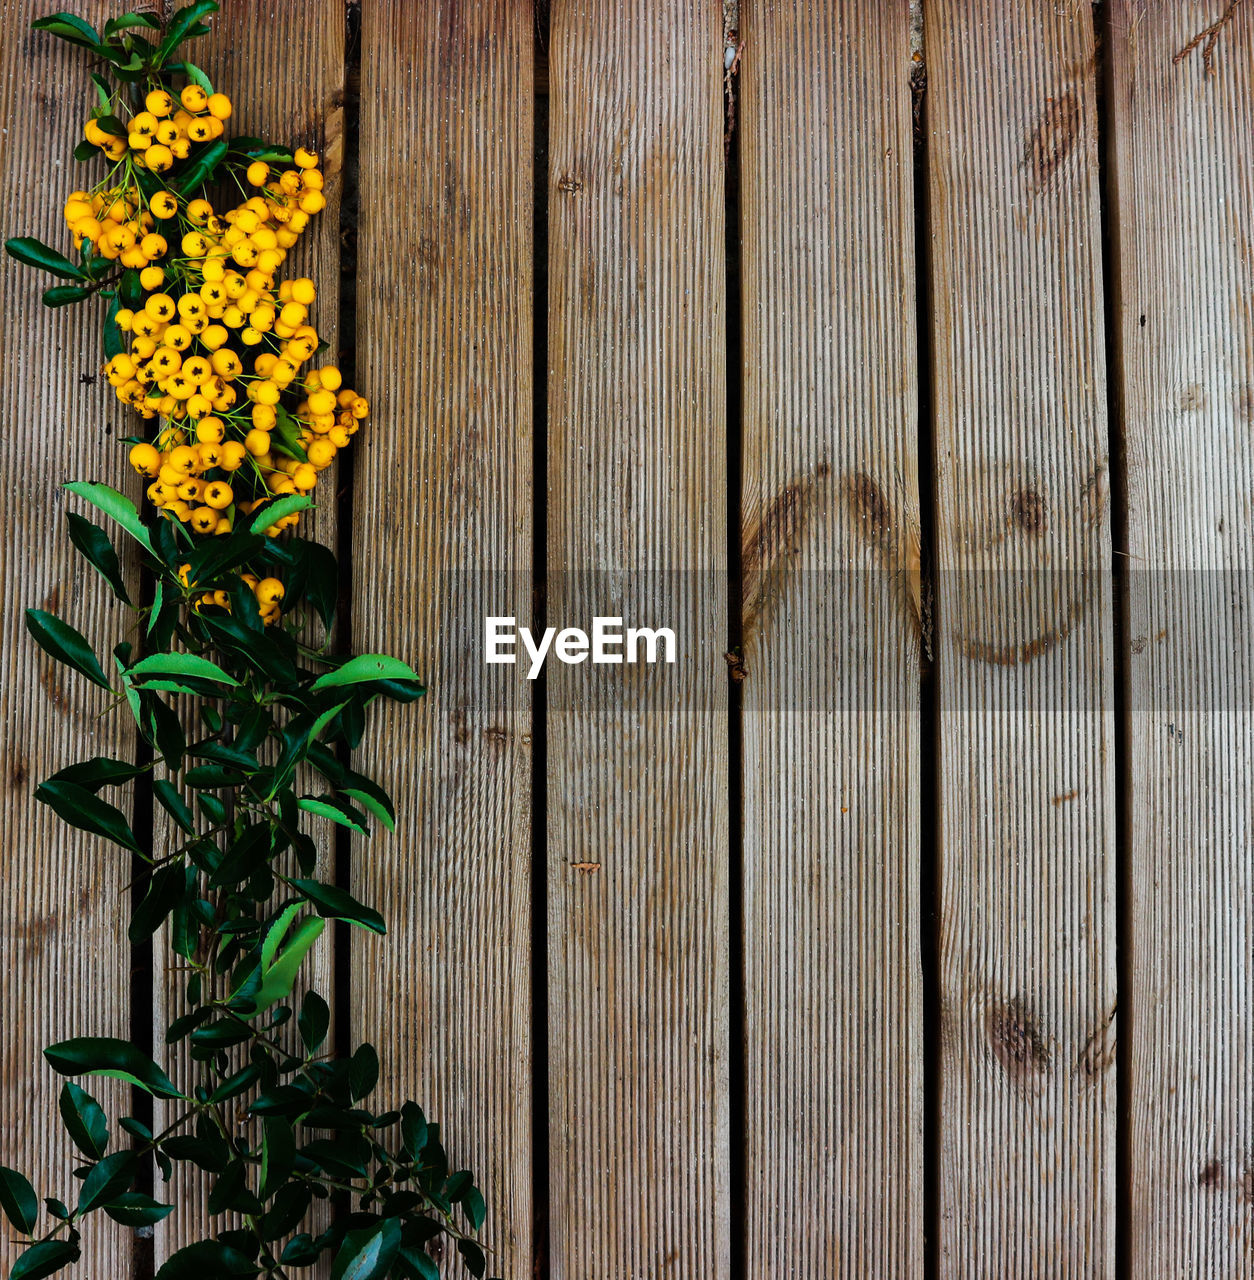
[925,2,1116,1272]
[0,2,136,1272]
[545,2,729,1275]
[738,1,922,1274]
[353,2,535,1275]
[149,4,346,1263]
[1110,3,1254,1271]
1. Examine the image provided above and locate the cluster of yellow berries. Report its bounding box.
[178,565,287,627]
[83,84,231,172]
[65,80,370,626]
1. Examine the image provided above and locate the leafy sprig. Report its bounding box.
[1,5,493,1278]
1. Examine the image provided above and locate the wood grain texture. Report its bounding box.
[545,2,729,1276]
[148,4,346,1263]
[738,2,922,1275]
[0,2,136,1272]
[1110,2,1254,1272]
[925,2,1116,1273]
[353,3,534,1276]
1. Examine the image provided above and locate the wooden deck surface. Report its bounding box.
[2,1,1252,1276]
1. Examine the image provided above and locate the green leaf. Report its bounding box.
[0,1164,39,1234]
[181,60,214,91]
[249,493,313,535]
[251,917,325,1012]
[457,1239,487,1279]
[342,786,396,833]
[330,1217,402,1280]
[154,1240,260,1279]
[291,879,385,935]
[297,990,329,1052]
[102,1192,174,1227]
[47,756,141,792]
[348,1043,379,1102]
[4,236,83,279]
[311,654,422,692]
[58,1082,108,1160]
[130,865,190,944]
[66,512,131,604]
[297,796,367,834]
[103,12,161,36]
[158,0,220,58]
[8,1240,80,1280]
[128,652,239,686]
[396,1248,440,1280]
[65,482,153,552]
[42,285,93,308]
[172,137,228,194]
[260,903,304,972]
[153,779,195,835]
[34,779,140,854]
[31,12,101,47]
[462,1184,487,1231]
[103,291,126,360]
[258,1117,294,1201]
[44,1037,181,1099]
[78,1151,134,1213]
[25,610,111,690]
[400,1102,428,1161]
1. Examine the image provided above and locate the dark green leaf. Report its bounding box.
[457,1239,487,1279]
[4,236,83,279]
[331,1218,401,1280]
[66,512,131,603]
[42,285,93,308]
[348,1044,379,1102]
[258,1117,294,1201]
[102,1192,174,1227]
[25,610,111,690]
[400,1103,428,1161]
[31,11,101,47]
[45,1037,181,1098]
[396,1248,440,1280]
[78,1151,135,1213]
[47,756,141,792]
[0,1164,39,1233]
[291,879,385,935]
[34,779,140,853]
[462,1184,487,1232]
[103,12,161,36]
[8,1240,80,1280]
[297,990,329,1052]
[130,865,189,944]
[154,1240,259,1279]
[172,137,228,193]
[153,779,195,835]
[158,0,220,59]
[58,1082,108,1161]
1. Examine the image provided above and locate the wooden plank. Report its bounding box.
[1110,3,1254,1271]
[0,2,136,1272]
[738,2,922,1274]
[352,3,534,1276]
[149,3,346,1263]
[925,2,1117,1272]
[545,3,729,1276]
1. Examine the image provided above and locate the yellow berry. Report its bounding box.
[207,92,232,120]
[129,442,161,476]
